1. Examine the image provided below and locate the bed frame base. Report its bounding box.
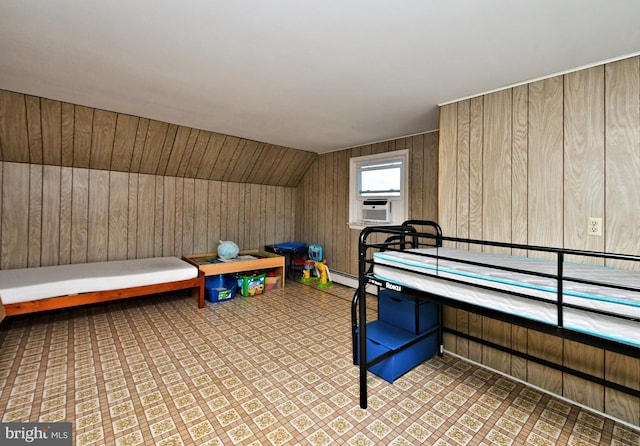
[355,220,640,414]
[3,271,205,316]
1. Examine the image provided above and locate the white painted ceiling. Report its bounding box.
[1,1,639,154]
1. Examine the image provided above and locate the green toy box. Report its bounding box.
[237,272,266,297]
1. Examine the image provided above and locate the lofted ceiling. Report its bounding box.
[1,1,639,154]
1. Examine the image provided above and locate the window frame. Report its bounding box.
[348,149,409,230]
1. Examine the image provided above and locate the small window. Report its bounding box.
[349,150,409,229]
[359,161,402,196]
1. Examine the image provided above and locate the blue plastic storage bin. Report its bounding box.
[205,274,237,302]
[378,289,439,334]
[355,320,439,383]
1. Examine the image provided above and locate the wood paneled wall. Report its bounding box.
[439,56,640,425]
[0,89,316,188]
[0,161,296,269]
[295,132,439,277]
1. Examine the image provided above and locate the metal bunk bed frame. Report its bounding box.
[353,220,640,409]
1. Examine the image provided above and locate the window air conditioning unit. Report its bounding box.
[362,199,390,222]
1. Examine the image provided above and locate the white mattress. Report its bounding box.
[0,257,198,305]
[373,248,640,348]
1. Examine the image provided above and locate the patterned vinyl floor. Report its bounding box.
[0,281,639,445]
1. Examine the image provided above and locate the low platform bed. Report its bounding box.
[1,257,205,317]
[354,220,640,409]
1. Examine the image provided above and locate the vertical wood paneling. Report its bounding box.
[468,96,484,246]
[249,184,261,250]
[264,186,276,245]
[70,168,89,264]
[240,183,251,248]
[468,313,483,363]
[175,129,199,178]
[129,118,149,173]
[108,171,129,260]
[237,140,262,183]
[247,144,275,185]
[222,138,246,183]
[60,103,75,166]
[1,163,29,269]
[1,89,313,187]
[136,174,156,258]
[156,124,178,176]
[335,150,349,273]
[41,166,61,266]
[127,174,139,260]
[193,179,209,254]
[139,120,169,175]
[456,100,470,246]
[511,85,528,254]
[162,176,176,257]
[482,90,512,249]
[278,148,302,188]
[437,57,640,424]
[59,167,72,264]
[510,326,528,381]
[259,185,269,248]
[28,165,43,267]
[0,164,2,267]
[324,153,339,260]
[1,160,296,269]
[153,176,164,257]
[482,319,511,374]
[207,180,221,252]
[442,306,457,353]
[455,310,470,357]
[87,169,109,262]
[0,90,29,163]
[73,106,93,169]
[563,340,604,412]
[25,95,43,164]
[183,129,210,179]
[181,178,194,255]
[294,132,438,278]
[210,136,240,180]
[422,132,439,220]
[527,331,563,395]
[173,178,184,256]
[438,103,458,240]
[41,99,62,166]
[195,133,224,180]
[111,114,139,172]
[527,77,564,249]
[410,134,424,219]
[605,352,640,425]
[164,126,191,177]
[89,109,117,170]
[564,66,605,254]
[306,155,319,244]
[605,57,640,263]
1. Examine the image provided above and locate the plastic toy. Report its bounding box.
[300,260,316,283]
[300,260,332,289]
[308,244,323,262]
[314,261,332,289]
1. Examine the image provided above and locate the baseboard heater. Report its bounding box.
[331,271,378,295]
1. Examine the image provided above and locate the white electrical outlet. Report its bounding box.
[588,217,602,236]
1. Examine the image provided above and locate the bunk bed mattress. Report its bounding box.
[373,248,640,347]
[0,257,199,305]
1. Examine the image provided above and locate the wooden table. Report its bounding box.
[183,250,286,287]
